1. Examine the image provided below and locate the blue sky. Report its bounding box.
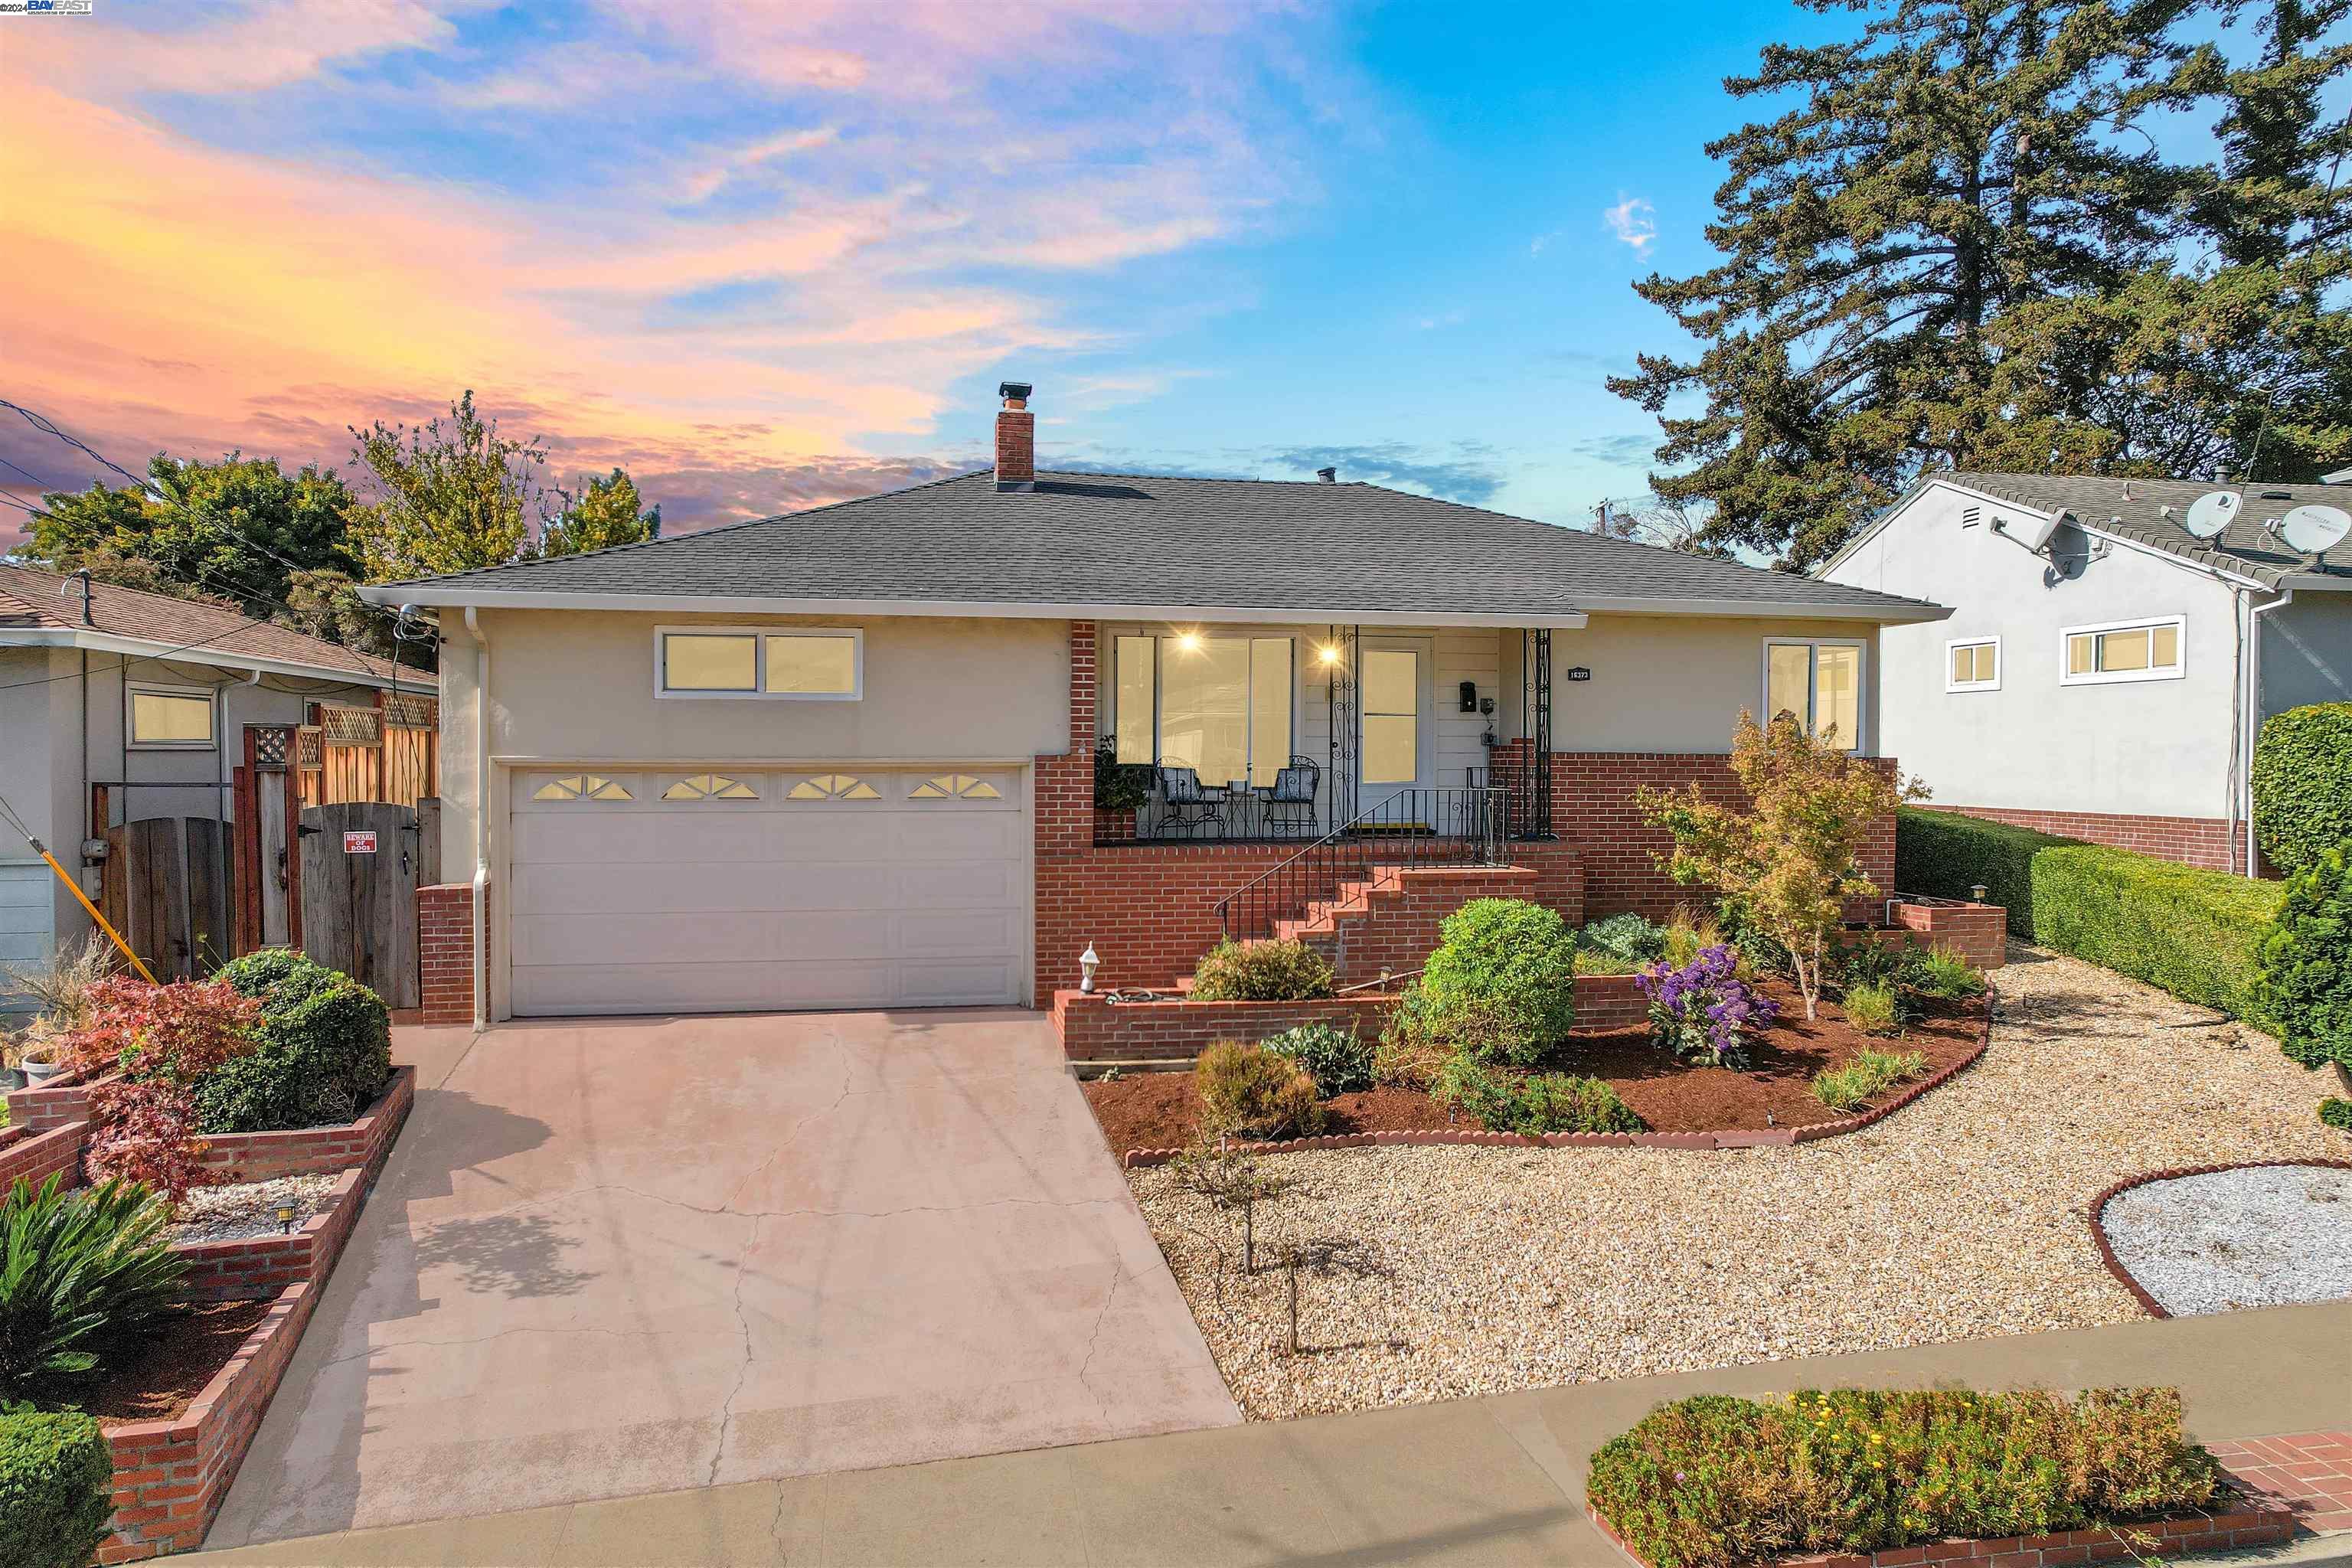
[0,0,2306,538]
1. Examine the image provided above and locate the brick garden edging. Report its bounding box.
[5,1064,110,1133]
[1117,1000,1990,1168]
[172,1165,365,1302]
[2087,1158,2352,1319]
[1585,1497,2294,1568]
[200,1065,414,1184]
[0,1116,91,1191]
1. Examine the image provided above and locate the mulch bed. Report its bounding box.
[1081,985,1988,1158]
[74,1299,276,1424]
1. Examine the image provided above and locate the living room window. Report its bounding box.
[1109,633,1294,786]
[1946,638,1999,692]
[1762,639,1865,752]
[2061,616,2183,686]
[655,628,861,699]
[127,683,216,749]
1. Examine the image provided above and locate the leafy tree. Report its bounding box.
[1639,710,1926,1018]
[31,454,361,612]
[347,390,547,580]
[1610,0,2351,567]
[535,467,660,557]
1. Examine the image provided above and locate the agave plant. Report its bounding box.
[0,1175,187,1400]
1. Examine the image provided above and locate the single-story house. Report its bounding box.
[0,564,400,1007]
[361,384,1949,1025]
[1818,472,2352,873]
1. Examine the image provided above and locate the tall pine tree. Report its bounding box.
[1613,0,2350,568]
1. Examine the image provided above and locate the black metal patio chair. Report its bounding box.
[1256,756,1321,838]
[1155,762,1227,838]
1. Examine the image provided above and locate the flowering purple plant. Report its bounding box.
[1635,944,1779,1069]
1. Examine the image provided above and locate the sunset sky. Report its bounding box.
[0,1,2279,543]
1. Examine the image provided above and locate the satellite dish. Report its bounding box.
[2278,504,2351,557]
[2183,490,2240,541]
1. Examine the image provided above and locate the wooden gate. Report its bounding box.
[297,801,425,1009]
[98,817,234,980]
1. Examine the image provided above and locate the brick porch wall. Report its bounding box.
[1296,855,1584,985]
[1922,803,2240,874]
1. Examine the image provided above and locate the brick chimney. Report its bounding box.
[995,381,1034,492]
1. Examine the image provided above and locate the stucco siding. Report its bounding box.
[1542,614,1886,755]
[1825,488,2239,820]
[2262,590,2352,719]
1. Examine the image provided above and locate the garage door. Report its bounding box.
[508,766,1026,1016]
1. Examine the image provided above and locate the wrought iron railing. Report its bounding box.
[1468,755,1554,840]
[1213,786,1507,941]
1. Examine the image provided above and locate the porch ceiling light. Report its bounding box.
[1174,632,1203,654]
[1316,644,1340,665]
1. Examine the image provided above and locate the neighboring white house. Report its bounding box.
[1820,472,2352,874]
[0,564,399,1008]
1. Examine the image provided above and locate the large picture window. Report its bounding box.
[1111,633,1293,786]
[655,628,861,699]
[1762,639,1864,753]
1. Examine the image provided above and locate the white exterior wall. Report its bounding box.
[1825,488,2241,819]
[2262,590,2352,719]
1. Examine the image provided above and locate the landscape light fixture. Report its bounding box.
[276,1203,296,1234]
[1080,942,1100,993]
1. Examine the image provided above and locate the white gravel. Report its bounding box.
[1127,943,2352,1421]
[165,1173,341,1246]
[2102,1165,2352,1316]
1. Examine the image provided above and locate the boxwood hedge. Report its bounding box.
[2252,702,2352,875]
[0,1408,116,1567]
[1895,808,2285,1033]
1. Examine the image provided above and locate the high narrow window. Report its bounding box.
[2062,618,2183,685]
[1111,635,1294,786]
[1762,640,1865,752]
[127,684,216,748]
[657,628,861,699]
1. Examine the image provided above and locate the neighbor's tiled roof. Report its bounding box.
[1939,472,2352,590]
[373,470,1945,621]
[0,563,395,681]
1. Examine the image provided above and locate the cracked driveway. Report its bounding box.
[204,1009,1240,1547]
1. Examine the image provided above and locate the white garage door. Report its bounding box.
[508,766,1026,1016]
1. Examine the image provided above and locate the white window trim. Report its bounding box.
[125,681,217,750]
[1760,638,1868,753]
[1104,628,1298,782]
[2058,615,2186,687]
[652,626,863,701]
[1945,636,2001,693]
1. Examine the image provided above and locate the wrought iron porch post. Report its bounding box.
[1520,628,1554,839]
[1326,624,1358,830]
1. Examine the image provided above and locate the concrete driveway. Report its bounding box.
[205,1010,1239,1547]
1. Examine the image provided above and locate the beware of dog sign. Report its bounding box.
[342,830,378,854]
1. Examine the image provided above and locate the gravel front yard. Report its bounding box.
[165,1173,342,1246]
[1127,944,2352,1421]
[2102,1165,2352,1317]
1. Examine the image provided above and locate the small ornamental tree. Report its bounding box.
[65,977,260,1210]
[2256,844,2352,1098]
[1638,710,1924,1020]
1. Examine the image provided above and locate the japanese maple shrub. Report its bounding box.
[67,976,260,1208]
[1639,710,1922,1020]
[1635,945,1779,1069]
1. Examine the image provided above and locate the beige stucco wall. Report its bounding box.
[1537,614,1887,755]
[439,609,1068,885]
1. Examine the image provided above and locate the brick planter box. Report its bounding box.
[172,1165,365,1302]
[1587,1498,2293,1568]
[1573,973,1648,1028]
[199,1065,414,1184]
[5,1065,110,1134]
[0,1116,91,1191]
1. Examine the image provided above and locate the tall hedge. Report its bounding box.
[1895,808,2286,1032]
[2252,703,2352,874]
[0,1408,115,1567]
[2257,845,2352,1076]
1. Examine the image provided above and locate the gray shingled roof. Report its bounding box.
[1923,473,2352,590]
[372,470,1945,622]
[0,563,397,683]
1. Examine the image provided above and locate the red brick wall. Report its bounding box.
[0,1119,87,1192]
[200,1066,414,1184]
[1573,972,1648,1029]
[1286,856,1585,985]
[173,1167,362,1302]
[1925,803,2239,874]
[4,1066,103,1134]
[1053,989,1400,1063]
[417,882,475,1024]
[1883,898,2008,970]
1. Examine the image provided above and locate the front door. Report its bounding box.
[1357,637,1434,806]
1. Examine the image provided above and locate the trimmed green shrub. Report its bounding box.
[1894,807,2074,938]
[1908,947,1985,1000]
[2252,703,2352,874]
[2033,846,2285,1032]
[198,949,393,1134]
[1259,1023,1374,1097]
[1,1175,186,1400]
[1195,1041,1325,1140]
[0,1408,115,1567]
[1840,982,1900,1037]
[2320,1097,2352,1130]
[1188,939,1334,1003]
[1417,898,1578,1065]
[1577,913,1666,966]
[1431,1056,1642,1135]
[1812,1047,1926,1111]
[2256,845,2352,1077]
[1586,1387,2221,1568]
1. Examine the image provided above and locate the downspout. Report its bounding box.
[2243,586,2295,876]
[464,606,489,1030]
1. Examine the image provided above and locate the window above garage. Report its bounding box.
[655,627,862,701]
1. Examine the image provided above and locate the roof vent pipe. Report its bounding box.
[1316,466,1336,484]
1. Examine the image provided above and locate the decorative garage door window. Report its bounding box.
[662,773,757,800]
[787,773,880,800]
[910,773,1001,799]
[533,774,632,802]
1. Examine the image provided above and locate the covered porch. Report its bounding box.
[1090,621,1567,847]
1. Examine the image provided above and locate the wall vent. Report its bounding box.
[1960,504,1982,528]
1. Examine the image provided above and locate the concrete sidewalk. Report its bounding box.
[197,1299,2352,1567]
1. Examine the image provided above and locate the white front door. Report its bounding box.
[506,766,1027,1017]
[1357,638,1434,802]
